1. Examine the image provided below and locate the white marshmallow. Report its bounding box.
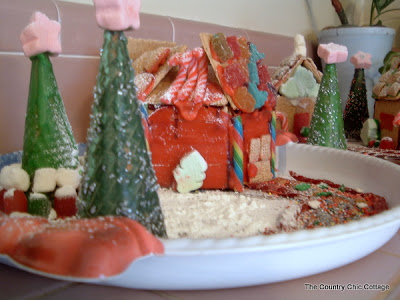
[0,165,30,191]
[32,168,57,193]
[56,168,81,189]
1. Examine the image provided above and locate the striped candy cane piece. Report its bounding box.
[269,111,276,178]
[192,47,208,103]
[160,52,192,104]
[177,55,198,102]
[231,116,244,192]
[276,111,289,131]
[393,112,400,126]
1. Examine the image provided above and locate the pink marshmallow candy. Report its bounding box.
[350,51,372,69]
[20,12,62,58]
[94,0,141,31]
[317,43,348,64]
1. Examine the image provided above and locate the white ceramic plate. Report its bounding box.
[1,143,400,290]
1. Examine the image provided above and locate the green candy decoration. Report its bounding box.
[307,63,347,149]
[78,31,167,238]
[22,53,79,177]
[28,193,52,217]
[343,68,369,140]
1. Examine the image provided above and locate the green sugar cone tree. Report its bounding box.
[343,68,369,139]
[22,53,79,177]
[78,31,167,238]
[307,63,347,149]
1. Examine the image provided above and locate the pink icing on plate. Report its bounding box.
[350,51,372,69]
[20,12,61,57]
[93,0,141,31]
[317,43,348,64]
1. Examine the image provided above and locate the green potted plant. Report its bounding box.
[318,0,397,118]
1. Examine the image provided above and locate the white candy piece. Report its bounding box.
[48,209,57,221]
[0,165,30,191]
[55,185,77,198]
[32,168,57,193]
[308,200,321,209]
[173,150,208,194]
[294,34,307,57]
[56,168,81,189]
[357,202,368,209]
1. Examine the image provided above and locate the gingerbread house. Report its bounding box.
[128,33,277,192]
[372,51,400,148]
[272,35,322,142]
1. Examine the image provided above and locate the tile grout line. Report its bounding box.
[0,51,99,59]
[22,282,78,300]
[377,249,400,259]
[151,290,186,300]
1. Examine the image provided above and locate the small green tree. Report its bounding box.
[22,53,79,177]
[307,63,347,149]
[78,31,166,238]
[343,68,369,140]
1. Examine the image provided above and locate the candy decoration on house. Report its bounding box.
[199,32,273,114]
[231,116,244,192]
[19,12,79,177]
[307,43,348,149]
[343,51,371,140]
[78,0,167,237]
[159,48,210,120]
[173,150,208,193]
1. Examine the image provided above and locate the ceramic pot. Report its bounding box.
[318,26,395,117]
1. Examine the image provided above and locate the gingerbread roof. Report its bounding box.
[373,69,400,101]
[272,54,322,91]
[373,51,400,101]
[127,38,187,101]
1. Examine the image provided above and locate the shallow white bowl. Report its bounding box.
[1,143,400,290]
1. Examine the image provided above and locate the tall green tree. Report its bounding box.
[307,63,347,149]
[22,53,79,177]
[78,31,166,238]
[343,68,369,140]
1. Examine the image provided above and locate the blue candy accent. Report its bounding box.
[248,61,260,86]
[248,82,268,109]
[249,43,265,63]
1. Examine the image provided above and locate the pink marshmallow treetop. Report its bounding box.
[350,51,372,70]
[93,0,141,31]
[20,12,61,57]
[317,43,348,64]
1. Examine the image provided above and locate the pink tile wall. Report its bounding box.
[0,0,315,154]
